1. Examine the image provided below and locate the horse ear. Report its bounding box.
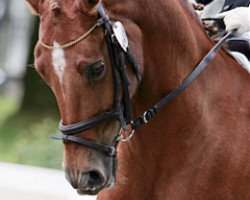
[24,0,39,15]
[75,0,101,16]
[87,0,99,5]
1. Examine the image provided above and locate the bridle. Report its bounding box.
[47,3,232,157]
[49,3,141,156]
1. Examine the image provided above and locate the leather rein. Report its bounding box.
[50,3,233,156]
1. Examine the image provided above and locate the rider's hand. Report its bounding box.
[192,3,204,11]
[215,6,250,35]
[189,0,204,10]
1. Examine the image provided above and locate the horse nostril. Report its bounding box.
[88,170,104,188]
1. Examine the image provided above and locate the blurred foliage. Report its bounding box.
[21,17,59,113]
[0,95,63,169]
[0,16,63,169]
[0,8,63,168]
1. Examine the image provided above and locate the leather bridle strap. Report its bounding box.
[132,31,233,130]
[52,134,118,156]
[97,3,136,128]
[59,110,119,135]
[126,49,142,82]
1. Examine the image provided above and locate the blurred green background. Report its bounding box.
[0,0,63,169]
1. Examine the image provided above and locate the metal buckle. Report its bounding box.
[62,135,70,142]
[143,111,149,124]
[118,122,135,142]
[96,15,109,27]
[108,146,116,156]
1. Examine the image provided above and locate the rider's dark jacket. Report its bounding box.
[197,0,250,9]
[222,0,250,11]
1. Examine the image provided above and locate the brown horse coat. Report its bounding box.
[25,0,250,199]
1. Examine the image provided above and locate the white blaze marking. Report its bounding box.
[52,41,66,83]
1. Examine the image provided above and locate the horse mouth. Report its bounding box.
[65,143,118,195]
[76,176,115,195]
[77,188,101,195]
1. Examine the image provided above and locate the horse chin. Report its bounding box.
[77,188,102,196]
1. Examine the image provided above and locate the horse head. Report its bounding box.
[25,0,143,195]
[24,0,250,199]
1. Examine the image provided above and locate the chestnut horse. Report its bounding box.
[25,0,250,199]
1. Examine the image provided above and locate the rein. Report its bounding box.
[50,3,233,157]
[132,31,233,129]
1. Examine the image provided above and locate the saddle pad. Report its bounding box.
[229,51,250,73]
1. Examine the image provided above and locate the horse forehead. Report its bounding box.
[51,41,66,83]
[40,13,83,45]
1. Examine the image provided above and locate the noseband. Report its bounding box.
[50,3,233,156]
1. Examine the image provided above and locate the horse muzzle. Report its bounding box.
[77,170,105,195]
[66,168,115,195]
[65,155,117,195]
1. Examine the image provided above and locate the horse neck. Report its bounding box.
[137,0,212,91]
[129,1,213,152]
[99,1,248,199]
[114,0,209,193]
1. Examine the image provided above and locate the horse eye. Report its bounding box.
[86,60,106,82]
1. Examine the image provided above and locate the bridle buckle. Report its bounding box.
[143,111,149,123]
[108,146,116,156]
[118,122,135,142]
